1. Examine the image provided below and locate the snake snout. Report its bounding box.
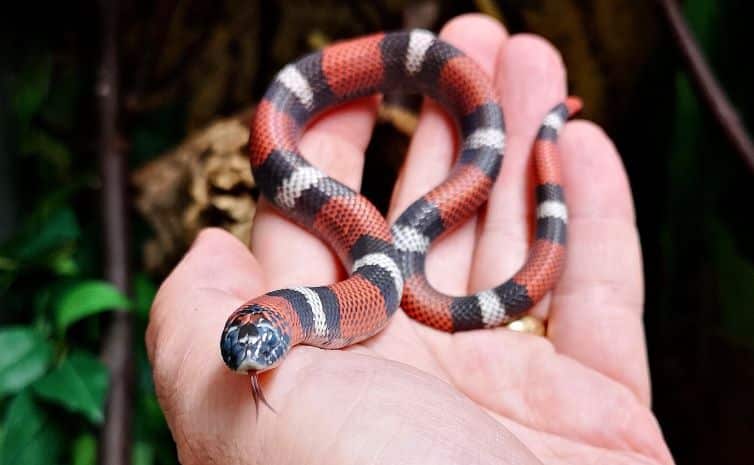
[221,309,288,373]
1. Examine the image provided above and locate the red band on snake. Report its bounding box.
[220,30,581,377]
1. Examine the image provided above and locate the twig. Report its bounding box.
[657,0,754,172]
[97,0,134,464]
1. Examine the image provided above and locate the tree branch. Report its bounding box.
[97,0,133,463]
[657,0,754,172]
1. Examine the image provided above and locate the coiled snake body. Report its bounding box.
[220,30,579,405]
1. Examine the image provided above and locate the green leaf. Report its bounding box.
[0,327,54,397]
[71,434,97,465]
[132,441,155,465]
[39,67,81,132]
[4,207,80,264]
[49,248,80,276]
[19,128,72,172]
[0,392,62,465]
[32,350,109,424]
[9,56,52,127]
[0,257,16,271]
[55,280,131,331]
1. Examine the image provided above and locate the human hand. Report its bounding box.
[147,14,674,465]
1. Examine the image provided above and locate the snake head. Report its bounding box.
[221,307,288,373]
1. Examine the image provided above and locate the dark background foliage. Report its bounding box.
[0,1,752,464]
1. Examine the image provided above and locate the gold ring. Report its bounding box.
[505,315,546,336]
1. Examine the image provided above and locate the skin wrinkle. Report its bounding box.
[411,323,454,382]
[365,420,402,465]
[262,354,359,463]
[425,326,658,459]
[151,329,185,413]
[174,409,204,465]
[292,351,518,465]
[257,366,297,464]
[528,354,657,459]
[248,356,305,464]
[554,279,643,313]
[320,364,377,465]
[362,313,450,381]
[547,316,651,405]
[172,344,226,463]
[554,256,644,312]
[355,388,413,464]
[341,360,412,456]
[498,416,663,465]
[396,369,522,464]
[613,393,669,460]
[520,340,560,427]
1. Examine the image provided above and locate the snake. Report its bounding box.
[219,29,580,408]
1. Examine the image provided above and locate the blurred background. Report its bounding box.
[0,1,752,464]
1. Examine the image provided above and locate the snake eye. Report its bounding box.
[263,328,278,345]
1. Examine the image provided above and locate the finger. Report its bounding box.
[146,229,266,448]
[250,97,379,290]
[146,229,277,465]
[388,13,508,295]
[545,120,650,404]
[469,34,567,320]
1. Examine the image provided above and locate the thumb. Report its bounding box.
[146,228,268,464]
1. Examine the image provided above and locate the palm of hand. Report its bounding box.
[147,14,674,465]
